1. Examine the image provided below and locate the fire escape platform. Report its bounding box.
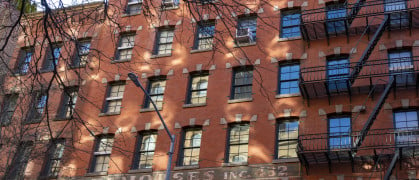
[298,128,419,173]
[301,0,419,43]
[299,57,419,102]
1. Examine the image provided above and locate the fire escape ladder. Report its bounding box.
[346,0,366,25]
[383,149,400,180]
[353,77,395,154]
[349,15,389,85]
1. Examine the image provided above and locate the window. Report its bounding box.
[388,50,414,85]
[90,135,114,173]
[58,87,78,119]
[144,77,166,109]
[115,34,135,61]
[126,0,142,15]
[27,92,47,122]
[327,58,350,92]
[276,119,298,159]
[281,10,301,38]
[186,72,208,105]
[179,128,202,166]
[154,28,174,55]
[328,116,351,149]
[0,94,18,125]
[6,142,33,180]
[231,67,253,100]
[161,0,179,9]
[236,16,257,44]
[226,123,249,163]
[278,64,300,95]
[132,131,157,169]
[42,139,65,177]
[15,47,33,74]
[326,3,346,34]
[393,111,419,145]
[384,0,409,28]
[103,82,125,114]
[194,21,215,50]
[72,40,91,67]
[42,44,61,72]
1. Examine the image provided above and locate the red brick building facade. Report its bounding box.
[1,0,419,179]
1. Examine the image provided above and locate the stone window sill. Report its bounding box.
[275,93,301,99]
[272,158,299,164]
[222,162,248,167]
[228,98,253,104]
[140,107,162,113]
[39,175,58,180]
[122,13,142,17]
[150,53,172,59]
[190,48,213,54]
[128,168,152,173]
[54,116,72,121]
[111,59,131,63]
[85,171,107,177]
[173,165,199,170]
[234,42,256,48]
[278,36,302,42]
[98,112,121,117]
[161,6,179,11]
[13,73,26,77]
[183,103,207,108]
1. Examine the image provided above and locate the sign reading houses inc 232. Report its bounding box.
[99,163,300,180]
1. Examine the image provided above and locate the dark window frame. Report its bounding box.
[230,66,253,100]
[186,71,209,105]
[327,115,351,150]
[125,0,143,15]
[131,130,158,169]
[225,122,250,163]
[115,33,136,61]
[0,93,18,126]
[57,86,79,119]
[326,56,350,92]
[71,39,91,68]
[280,9,301,38]
[236,14,258,44]
[387,48,414,85]
[26,91,47,123]
[102,81,126,114]
[278,62,300,95]
[153,27,175,55]
[193,21,216,50]
[177,126,202,166]
[15,47,34,74]
[42,43,62,72]
[325,2,347,34]
[89,134,114,173]
[143,76,166,109]
[275,118,299,159]
[6,141,33,179]
[40,138,66,178]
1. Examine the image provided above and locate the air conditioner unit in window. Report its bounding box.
[235,28,254,44]
[162,0,177,7]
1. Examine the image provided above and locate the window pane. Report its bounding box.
[238,17,257,40]
[328,117,351,149]
[281,12,301,38]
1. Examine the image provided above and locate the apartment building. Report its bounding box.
[1,0,419,179]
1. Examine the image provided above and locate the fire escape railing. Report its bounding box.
[300,0,419,44]
[298,128,419,153]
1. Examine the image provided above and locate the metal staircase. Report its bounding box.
[349,15,390,85]
[347,0,366,25]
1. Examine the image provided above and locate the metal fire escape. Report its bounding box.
[298,0,419,178]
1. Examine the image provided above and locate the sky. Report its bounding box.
[34,0,102,10]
